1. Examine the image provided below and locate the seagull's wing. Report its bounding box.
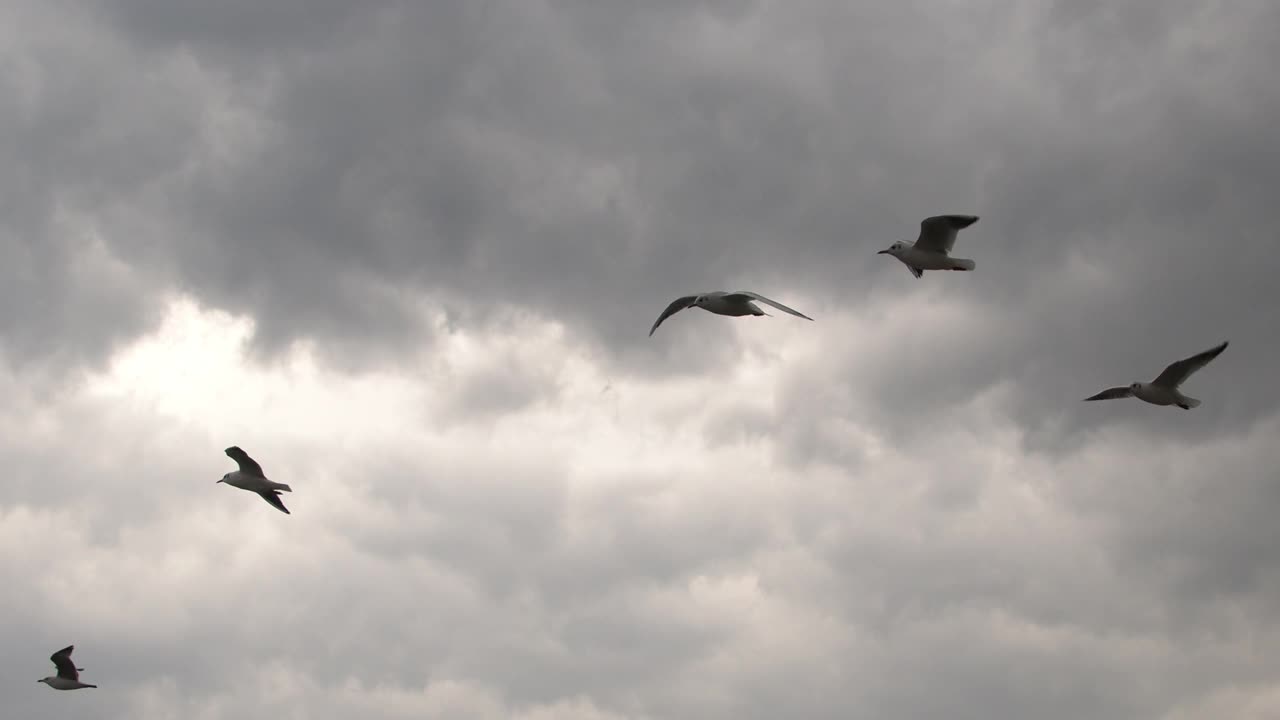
[915,215,979,254]
[1084,386,1133,402]
[256,490,291,515]
[649,295,698,336]
[725,292,814,321]
[1152,341,1228,388]
[225,446,266,478]
[50,646,79,681]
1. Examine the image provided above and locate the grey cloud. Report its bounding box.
[3,0,1277,406]
[754,2,1280,452]
[4,337,1280,720]
[96,0,402,59]
[4,1,1280,719]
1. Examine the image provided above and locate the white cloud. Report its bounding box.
[2,295,1277,719]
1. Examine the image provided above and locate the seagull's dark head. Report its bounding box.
[1130,382,1141,391]
[216,473,228,484]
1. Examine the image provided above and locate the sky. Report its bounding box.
[2,0,1279,718]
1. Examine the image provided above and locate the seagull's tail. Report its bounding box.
[1176,395,1201,410]
[949,258,976,271]
[274,483,293,493]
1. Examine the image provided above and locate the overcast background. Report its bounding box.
[2,1,1278,718]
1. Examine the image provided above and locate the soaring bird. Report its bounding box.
[218,446,293,514]
[878,214,980,278]
[38,645,97,690]
[1084,341,1228,409]
[649,291,813,337]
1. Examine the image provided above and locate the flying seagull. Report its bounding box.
[649,291,814,337]
[1084,341,1228,409]
[38,645,96,690]
[218,446,293,514]
[878,215,980,278]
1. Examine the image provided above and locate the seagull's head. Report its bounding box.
[216,473,228,484]
[692,295,707,307]
[37,677,51,685]
[878,241,906,256]
[1130,382,1141,391]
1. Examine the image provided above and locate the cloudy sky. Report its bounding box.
[2,0,1279,718]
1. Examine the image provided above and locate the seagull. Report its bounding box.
[218,446,293,514]
[1084,341,1228,409]
[878,215,980,278]
[38,645,96,690]
[649,291,814,336]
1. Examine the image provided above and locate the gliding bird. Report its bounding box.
[1084,341,1228,409]
[649,291,814,337]
[38,645,96,690]
[218,446,293,514]
[878,214,980,278]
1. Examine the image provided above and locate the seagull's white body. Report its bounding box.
[38,645,96,690]
[696,294,768,317]
[220,469,291,494]
[1084,341,1228,410]
[42,676,95,691]
[886,245,975,272]
[878,214,979,279]
[218,446,293,514]
[648,290,813,336]
[1129,383,1187,407]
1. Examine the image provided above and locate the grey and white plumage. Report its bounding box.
[38,645,96,690]
[218,446,293,514]
[648,291,814,337]
[877,215,980,278]
[1084,341,1228,409]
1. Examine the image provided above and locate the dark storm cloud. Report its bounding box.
[760,0,1280,458]
[4,0,970,372]
[96,0,397,55]
[0,1,196,375]
[8,0,1276,431]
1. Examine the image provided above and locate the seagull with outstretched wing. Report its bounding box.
[1084,341,1228,409]
[38,645,97,690]
[218,446,293,514]
[878,214,980,279]
[649,290,814,336]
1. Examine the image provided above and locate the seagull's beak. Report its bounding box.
[215,478,224,484]
[877,248,890,254]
